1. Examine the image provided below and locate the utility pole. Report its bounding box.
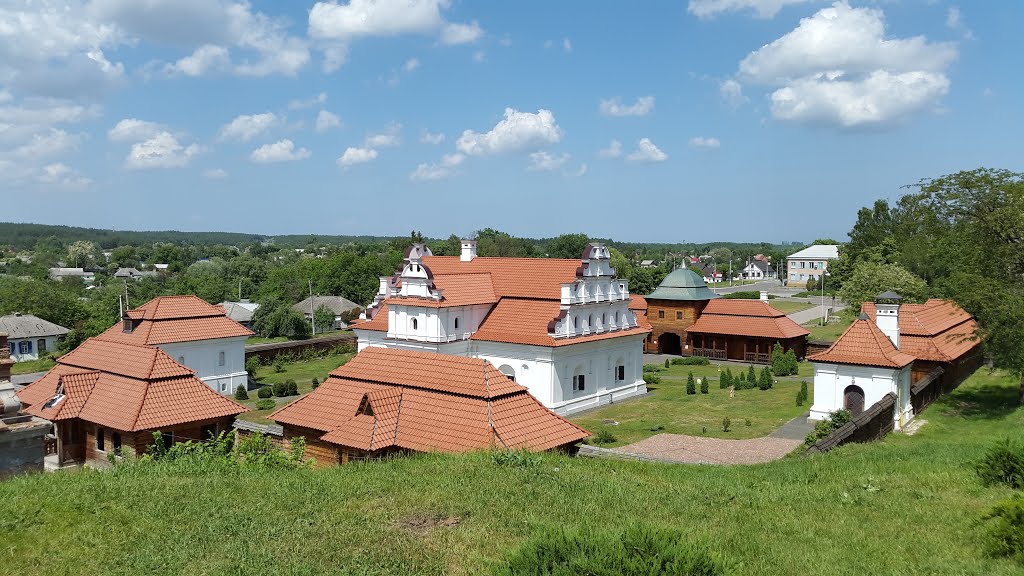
[238,279,242,301]
[123,280,129,310]
[309,278,315,336]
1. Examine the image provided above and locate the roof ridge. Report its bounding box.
[130,368,151,431]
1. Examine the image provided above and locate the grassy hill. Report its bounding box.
[2,370,1022,575]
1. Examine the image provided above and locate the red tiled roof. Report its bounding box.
[685,300,809,340]
[860,300,980,362]
[328,347,524,398]
[274,349,588,453]
[97,295,253,346]
[383,273,498,309]
[470,298,650,347]
[421,256,581,300]
[808,318,915,368]
[18,337,246,431]
[350,303,389,331]
[629,295,651,331]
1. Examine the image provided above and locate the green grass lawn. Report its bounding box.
[804,313,855,342]
[236,352,355,425]
[765,299,815,314]
[9,356,56,375]
[572,363,813,446]
[2,368,1021,575]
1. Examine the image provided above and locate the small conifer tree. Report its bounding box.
[700,377,709,394]
[758,366,772,390]
[686,372,696,395]
[720,370,731,389]
[311,377,320,390]
[234,385,249,401]
[747,365,757,384]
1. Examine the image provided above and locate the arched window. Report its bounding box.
[587,314,593,330]
[177,356,185,364]
[573,316,579,330]
[218,351,225,366]
[454,317,460,330]
[572,365,586,392]
[601,313,606,327]
[411,318,418,330]
[498,364,516,381]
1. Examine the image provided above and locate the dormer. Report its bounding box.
[578,243,615,278]
[404,243,432,262]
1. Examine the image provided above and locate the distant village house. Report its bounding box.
[0,313,69,362]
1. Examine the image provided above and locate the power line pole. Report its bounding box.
[309,278,315,336]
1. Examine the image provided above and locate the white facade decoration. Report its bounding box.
[156,336,248,395]
[355,242,648,415]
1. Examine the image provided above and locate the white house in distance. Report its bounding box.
[741,260,776,280]
[0,313,70,361]
[787,244,839,287]
[352,241,651,415]
[807,292,916,429]
[94,295,254,394]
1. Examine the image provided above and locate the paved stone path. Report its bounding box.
[614,414,811,465]
[787,303,845,326]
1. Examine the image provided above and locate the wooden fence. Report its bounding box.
[804,393,896,455]
[244,332,356,362]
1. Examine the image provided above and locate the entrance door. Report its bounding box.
[659,332,681,355]
[843,385,865,416]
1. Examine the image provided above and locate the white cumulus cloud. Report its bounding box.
[440,21,484,45]
[165,44,230,76]
[337,146,378,167]
[626,138,667,163]
[720,79,747,108]
[126,132,202,169]
[15,128,80,158]
[599,96,655,117]
[528,151,570,171]
[315,110,342,132]
[250,139,310,163]
[108,118,164,142]
[688,0,813,19]
[220,113,280,141]
[409,152,464,182]
[599,139,622,158]
[39,163,91,190]
[365,123,402,148]
[690,136,721,148]
[456,108,562,156]
[421,130,445,145]
[288,92,328,110]
[736,1,958,128]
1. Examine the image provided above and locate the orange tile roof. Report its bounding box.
[18,337,246,431]
[97,295,253,346]
[328,347,524,398]
[350,303,389,331]
[273,349,588,453]
[383,273,498,309]
[860,300,981,362]
[685,300,809,340]
[808,318,915,368]
[422,256,581,300]
[469,298,650,347]
[629,295,651,331]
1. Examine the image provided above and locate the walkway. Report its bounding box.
[787,303,844,326]
[609,414,812,465]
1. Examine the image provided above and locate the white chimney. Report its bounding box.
[460,239,477,262]
[874,291,902,348]
[759,290,769,302]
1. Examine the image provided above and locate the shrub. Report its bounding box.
[982,495,1024,564]
[643,373,661,386]
[256,386,272,398]
[272,381,288,397]
[686,373,696,395]
[234,385,249,401]
[799,381,809,406]
[491,449,542,469]
[722,416,731,432]
[804,409,852,445]
[673,356,710,366]
[272,358,285,373]
[700,378,709,394]
[806,276,817,292]
[285,379,298,396]
[744,418,751,427]
[499,525,728,576]
[643,364,664,373]
[975,439,1024,489]
[758,366,773,390]
[311,377,320,390]
[256,398,276,410]
[245,356,261,378]
[719,370,730,389]
[770,343,799,377]
[592,429,618,445]
[664,358,671,368]
[747,365,757,384]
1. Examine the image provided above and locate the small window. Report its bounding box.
[573,374,585,391]
[616,365,625,382]
[574,316,579,330]
[587,314,593,330]
[178,356,185,364]
[96,427,105,451]
[658,310,665,319]
[454,317,459,330]
[676,311,682,320]
[112,432,122,452]
[218,351,225,366]
[37,339,47,352]
[411,318,418,330]
[18,340,31,354]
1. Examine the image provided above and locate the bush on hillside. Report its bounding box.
[804,409,852,446]
[256,398,276,411]
[643,373,661,386]
[245,356,261,378]
[234,385,249,401]
[498,525,728,576]
[643,364,665,373]
[592,429,618,445]
[272,381,287,397]
[722,416,731,432]
[686,373,696,395]
[982,495,1024,564]
[975,438,1024,490]
[257,386,273,399]
[770,343,799,377]
[311,377,320,390]
[285,379,298,396]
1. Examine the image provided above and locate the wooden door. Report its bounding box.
[843,385,865,416]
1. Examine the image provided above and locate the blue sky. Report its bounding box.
[1,1,1020,243]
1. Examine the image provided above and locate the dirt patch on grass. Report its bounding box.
[400,514,462,536]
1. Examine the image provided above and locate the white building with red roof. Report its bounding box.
[352,242,651,415]
[96,295,254,395]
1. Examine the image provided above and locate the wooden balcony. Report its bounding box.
[693,348,726,360]
[744,352,770,364]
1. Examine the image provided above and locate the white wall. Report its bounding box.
[8,336,60,362]
[809,362,913,429]
[157,336,248,395]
